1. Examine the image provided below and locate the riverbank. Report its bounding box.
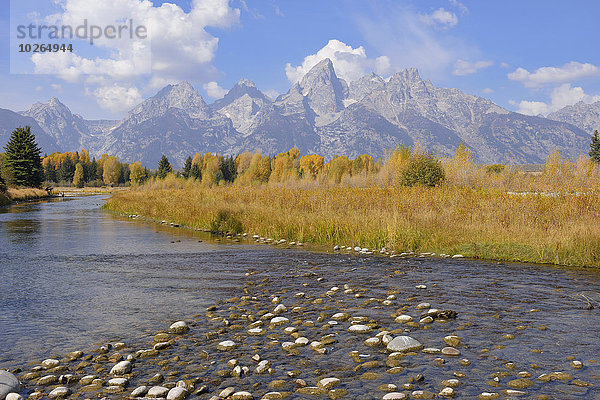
[104,184,600,268]
[53,186,130,196]
[0,188,51,206]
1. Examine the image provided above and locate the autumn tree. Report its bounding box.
[3,126,44,187]
[129,161,145,185]
[326,155,352,184]
[299,154,324,179]
[73,163,84,187]
[157,155,172,179]
[235,151,253,177]
[103,156,121,186]
[269,148,300,183]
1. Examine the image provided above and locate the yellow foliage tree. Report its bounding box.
[238,151,271,184]
[102,156,121,186]
[326,155,352,184]
[129,161,145,185]
[235,151,253,177]
[299,154,324,179]
[201,153,221,186]
[269,148,300,183]
[72,163,84,188]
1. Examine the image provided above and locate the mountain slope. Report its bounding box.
[0,108,59,154]
[21,98,91,152]
[547,101,600,134]
[0,59,592,166]
[100,82,238,167]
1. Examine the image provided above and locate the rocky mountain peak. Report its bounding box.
[212,79,270,112]
[128,81,209,121]
[547,100,600,134]
[299,58,346,116]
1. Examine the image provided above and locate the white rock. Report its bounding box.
[169,321,189,334]
[331,313,350,321]
[5,394,23,400]
[386,336,423,352]
[147,386,170,398]
[270,317,289,326]
[382,393,407,400]
[0,371,19,400]
[108,378,128,387]
[452,254,464,258]
[348,324,372,333]
[110,360,132,375]
[273,304,287,314]
[231,391,253,400]
[416,302,431,309]
[317,377,340,390]
[166,387,187,400]
[217,340,237,351]
[219,387,236,398]
[131,386,149,397]
[41,359,60,369]
[395,315,413,323]
[439,387,454,397]
[48,387,70,399]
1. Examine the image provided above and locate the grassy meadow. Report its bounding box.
[104,147,600,268]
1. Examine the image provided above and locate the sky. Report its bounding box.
[0,0,599,120]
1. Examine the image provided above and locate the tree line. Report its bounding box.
[2,125,600,191]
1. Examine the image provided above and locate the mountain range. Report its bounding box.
[1,58,597,167]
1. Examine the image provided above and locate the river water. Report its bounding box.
[1,196,599,398]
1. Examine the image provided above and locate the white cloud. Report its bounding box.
[94,84,143,113]
[419,8,458,29]
[508,61,600,88]
[452,59,494,76]
[285,39,392,84]
[515,83,600,116]
[448,0,468,14]
[354,4,477,80]
[481,88,494,94]
[30,0,240,113]
[501,62,511,68]
[203,81,227,99]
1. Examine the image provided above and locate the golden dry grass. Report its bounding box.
[6,188,50,201]
[105,178,600,268]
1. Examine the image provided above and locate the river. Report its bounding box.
[1,196,599,399]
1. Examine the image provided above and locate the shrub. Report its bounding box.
[486,164,505,174]
[400,154,445,187]
[210,210,243,234]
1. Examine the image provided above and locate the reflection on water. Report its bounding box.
[1,196,600,398]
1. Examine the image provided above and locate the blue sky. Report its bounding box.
[1,0,599,121]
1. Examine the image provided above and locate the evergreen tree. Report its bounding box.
[157,155,172,179]
[44,161,57,182]
[220,155,237,182]
[119,163,130,184]
[88,158,98,182]
[3,126,44,187]
[58,155,75,183]
[183,156,192,178]
[190,163,202,180]
[590,130,600,164]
